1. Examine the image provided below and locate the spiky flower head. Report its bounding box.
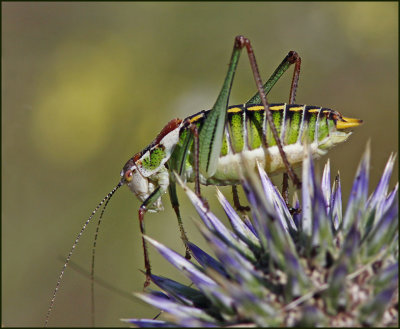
[124,147,398,327]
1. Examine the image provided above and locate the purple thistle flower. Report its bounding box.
[125,146,398,327]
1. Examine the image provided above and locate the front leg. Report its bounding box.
[137,167,170,287]
[138,186,164,288]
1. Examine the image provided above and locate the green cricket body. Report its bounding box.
[45,38,367,326]
[121,102,361,212]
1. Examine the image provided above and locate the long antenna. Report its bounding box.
[44,181,122,327]
[90,193,114,326]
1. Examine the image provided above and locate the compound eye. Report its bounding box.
[124,169,133,182]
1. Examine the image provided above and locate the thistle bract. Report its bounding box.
[124,147,398,327]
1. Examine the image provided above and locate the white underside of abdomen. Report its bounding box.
[209,142,323,184]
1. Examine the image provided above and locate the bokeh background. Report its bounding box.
[2,2,398,327]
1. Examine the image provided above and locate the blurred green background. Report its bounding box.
[2,2,398,327]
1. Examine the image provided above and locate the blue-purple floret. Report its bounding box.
[186,242,229,278]
[367,153,396,210]
[374,263,398,290]
[121,319,177,327]
[330,174,342,231]
[321,160,332,212]
[149,274,207,306]
[360,286,398,326]
[343,146,370,231]
[342,224,361,261]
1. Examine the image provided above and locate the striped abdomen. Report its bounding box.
[185,103,361,185]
